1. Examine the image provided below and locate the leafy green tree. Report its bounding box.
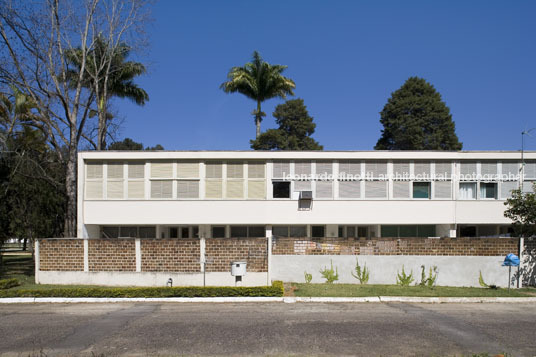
[221,51,296,139]
[66,36,149,150]
[504,183,536,237]
[375,77,462,150]
[108,138,164,151]
[250,99,322,150]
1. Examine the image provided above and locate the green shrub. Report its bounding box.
[0,281,284,298]
[0,278,20,290]
[351,259,370,285]
[304,271,312,284]
[418,265,438,288]
[319,260,339,284]
[396,266,414,287]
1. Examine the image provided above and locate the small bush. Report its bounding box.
[418,265,438,288]
[0,281,284,298]
[351,259,370,285]
[0,278,20,290]
[304,271,312,284]
[319,260,339,284]
[396,266,414,287]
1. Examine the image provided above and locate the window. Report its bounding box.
[230,226,265,238]
[181,227,190,238]
[273,181,290,198]
[272,161,290,179]
[500,181,517,199]
[119,226,137,238]
[338,160,361,177]
[480,182,497,199]
[413,182,430,199]
[212,226,225,238]
[381,225,435,237]
[315,181,333,199]
[393,181,410,199]
[273,225,289,237]
[86,162,103,199]
[434,181,452,199]
[414,161,431,178]
[459,182,476,200]
[311,225,325,238]
[357,226,368,237]
[177,180,199,199]
[365,181,387,199]
[273,225,306,237]
[460,161,477,177]
[128,162,145,199]
[101,226,119,238]
[151,180,172,199]
[460,225,476,237]
[205,161,223,199]
[247,161,266,199]
[139,226,156,238]
[107,162,124,199]
[170,227,178,238]
[338,181,360,198]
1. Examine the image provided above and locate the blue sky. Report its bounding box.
[115,0,536,151]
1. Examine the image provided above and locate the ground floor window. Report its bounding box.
[338,225,369,238]
[380,225,436,238]
[273,225,307,237]
[212,226,225,238]
[311,225,325,238]
[169,226,199,238]
[230,225,266,238]
[101,226,156,238]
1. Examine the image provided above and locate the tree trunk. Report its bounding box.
[255,100,262,139]
[63,143,78,238]
[97,110,107,150]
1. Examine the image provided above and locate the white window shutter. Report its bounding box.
[86,162,103,179]
[502,162,520,177]
[205,180,223,198]
[248,180,265,199]
[500,181,517,199]
[434,181,452,199]
[107,180,124,199]
[248,162,265,179]
[460,161,477,176]
[177,180,199,198]
[128,181,145,199]
[86,181,103,199]
[151,180,172,198]
[151,162,173,178]
[205,161,223,178]
[393,181,410,198]
[414,161,431,177]
[338,181,360,198]
[316,161,333,175]
[294,180,311,191]
[272,161,290,179]
[226,180,244,198]
[107,162,123,179]
[227,161,244,178]
[316,181,333,198]
[128,163,145,179]
[524,162,536,178]
[177,161,199,178]
[435,162,452,178]
[294,161,312,176]
[338,161,361,176]
[365,181,387,198]
[481,162,498,176]
[393,161,410,176]
[365,161,387,178]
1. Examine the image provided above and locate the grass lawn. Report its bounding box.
[292,283,536,298]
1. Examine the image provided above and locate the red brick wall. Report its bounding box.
[38,239,84,271]
[141,239,200,272]
[272,237,519,256]
[205,238,267,272]
[88,239,136,271]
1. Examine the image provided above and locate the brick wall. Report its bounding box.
[205,238,268,272]
[88,239,136,271]
[141,239,200,272]
[38,239,84,271]
[272,237,519,256]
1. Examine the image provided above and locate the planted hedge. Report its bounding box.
[0,278,20,290]
[0,281,284,298]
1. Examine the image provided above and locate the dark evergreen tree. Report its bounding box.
[251,99,323,150]
[108,138,164,151]
[375,77,462,150]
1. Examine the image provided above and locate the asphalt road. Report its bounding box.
[0,302,535,356]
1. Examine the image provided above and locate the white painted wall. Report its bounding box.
[272,255,514,287]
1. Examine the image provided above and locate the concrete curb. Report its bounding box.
[1,296,536,304]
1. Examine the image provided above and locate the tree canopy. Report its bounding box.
[108,138,164,151]
[250,99,322,150]
[375,77,462,150]
[504,183,536,238]
[220,51,295,139]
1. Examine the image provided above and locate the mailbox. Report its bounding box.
[231,261,247,276]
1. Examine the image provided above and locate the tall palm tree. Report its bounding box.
[221,51,296,139]
[0,86,37,146]
[66,36,149,150]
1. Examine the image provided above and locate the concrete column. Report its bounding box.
[199,237,206,272]
[518,237,524,288]
[266,225,272,285]
[34,240,40,284]
[83,239,89,272]
[135,238,141,272]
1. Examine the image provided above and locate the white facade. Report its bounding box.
[77,150,536,239]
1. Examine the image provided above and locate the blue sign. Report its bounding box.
[502,253,520,267]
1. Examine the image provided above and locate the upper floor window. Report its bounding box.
[480,182,497,199]
[413,182,430,199]
[459,182,476,200]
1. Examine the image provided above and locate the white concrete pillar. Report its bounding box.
[266,225,272,285]
[83,239,89,272]
[518,237,524,288]
[199,237,206,273]
[34,240,40,284]
[135,238,141,272]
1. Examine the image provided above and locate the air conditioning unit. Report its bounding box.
[300,190,313,200]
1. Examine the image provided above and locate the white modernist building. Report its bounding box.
[77,150,536,240]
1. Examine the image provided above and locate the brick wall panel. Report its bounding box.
[88,239,136,271]
[205,238,267,272]
[141,239,200,272]
[39,239,84,271]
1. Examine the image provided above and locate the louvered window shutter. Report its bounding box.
[365,181,387,198]
[316,181,333,198]
[316,161,333,176]
[177,161,199,178]
[177,180,199,198]
[435,162,452,179]
[434,181,452,199]
[338,181,360,198]
[460,161,477,176]
[128,181,145,199]
[227,161,244,178]
[414,161,431,177]
[500,181,517,199]
[248,162,265,178]
[393,161,410,177]
[151,162,173,178]
[294,161,312,176]
[481,162,498,176]
[86,162,103,179]
[128,163,145,178]
[248,181,265,199]
[294,180,311,191]
[522,181,535,193]
[107,162,124,179]
[365,161,387,178]
[393,181,410,198]
[524,161,536,178]
[107,181,124,199]
[226,180,244,199]
[272,161,290,179]
[86,181,103,199]
[338,160,361,176]
[205,161,223,178]
[205,180,223,198]
[151,180,172,198]
[502,162,520,177]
